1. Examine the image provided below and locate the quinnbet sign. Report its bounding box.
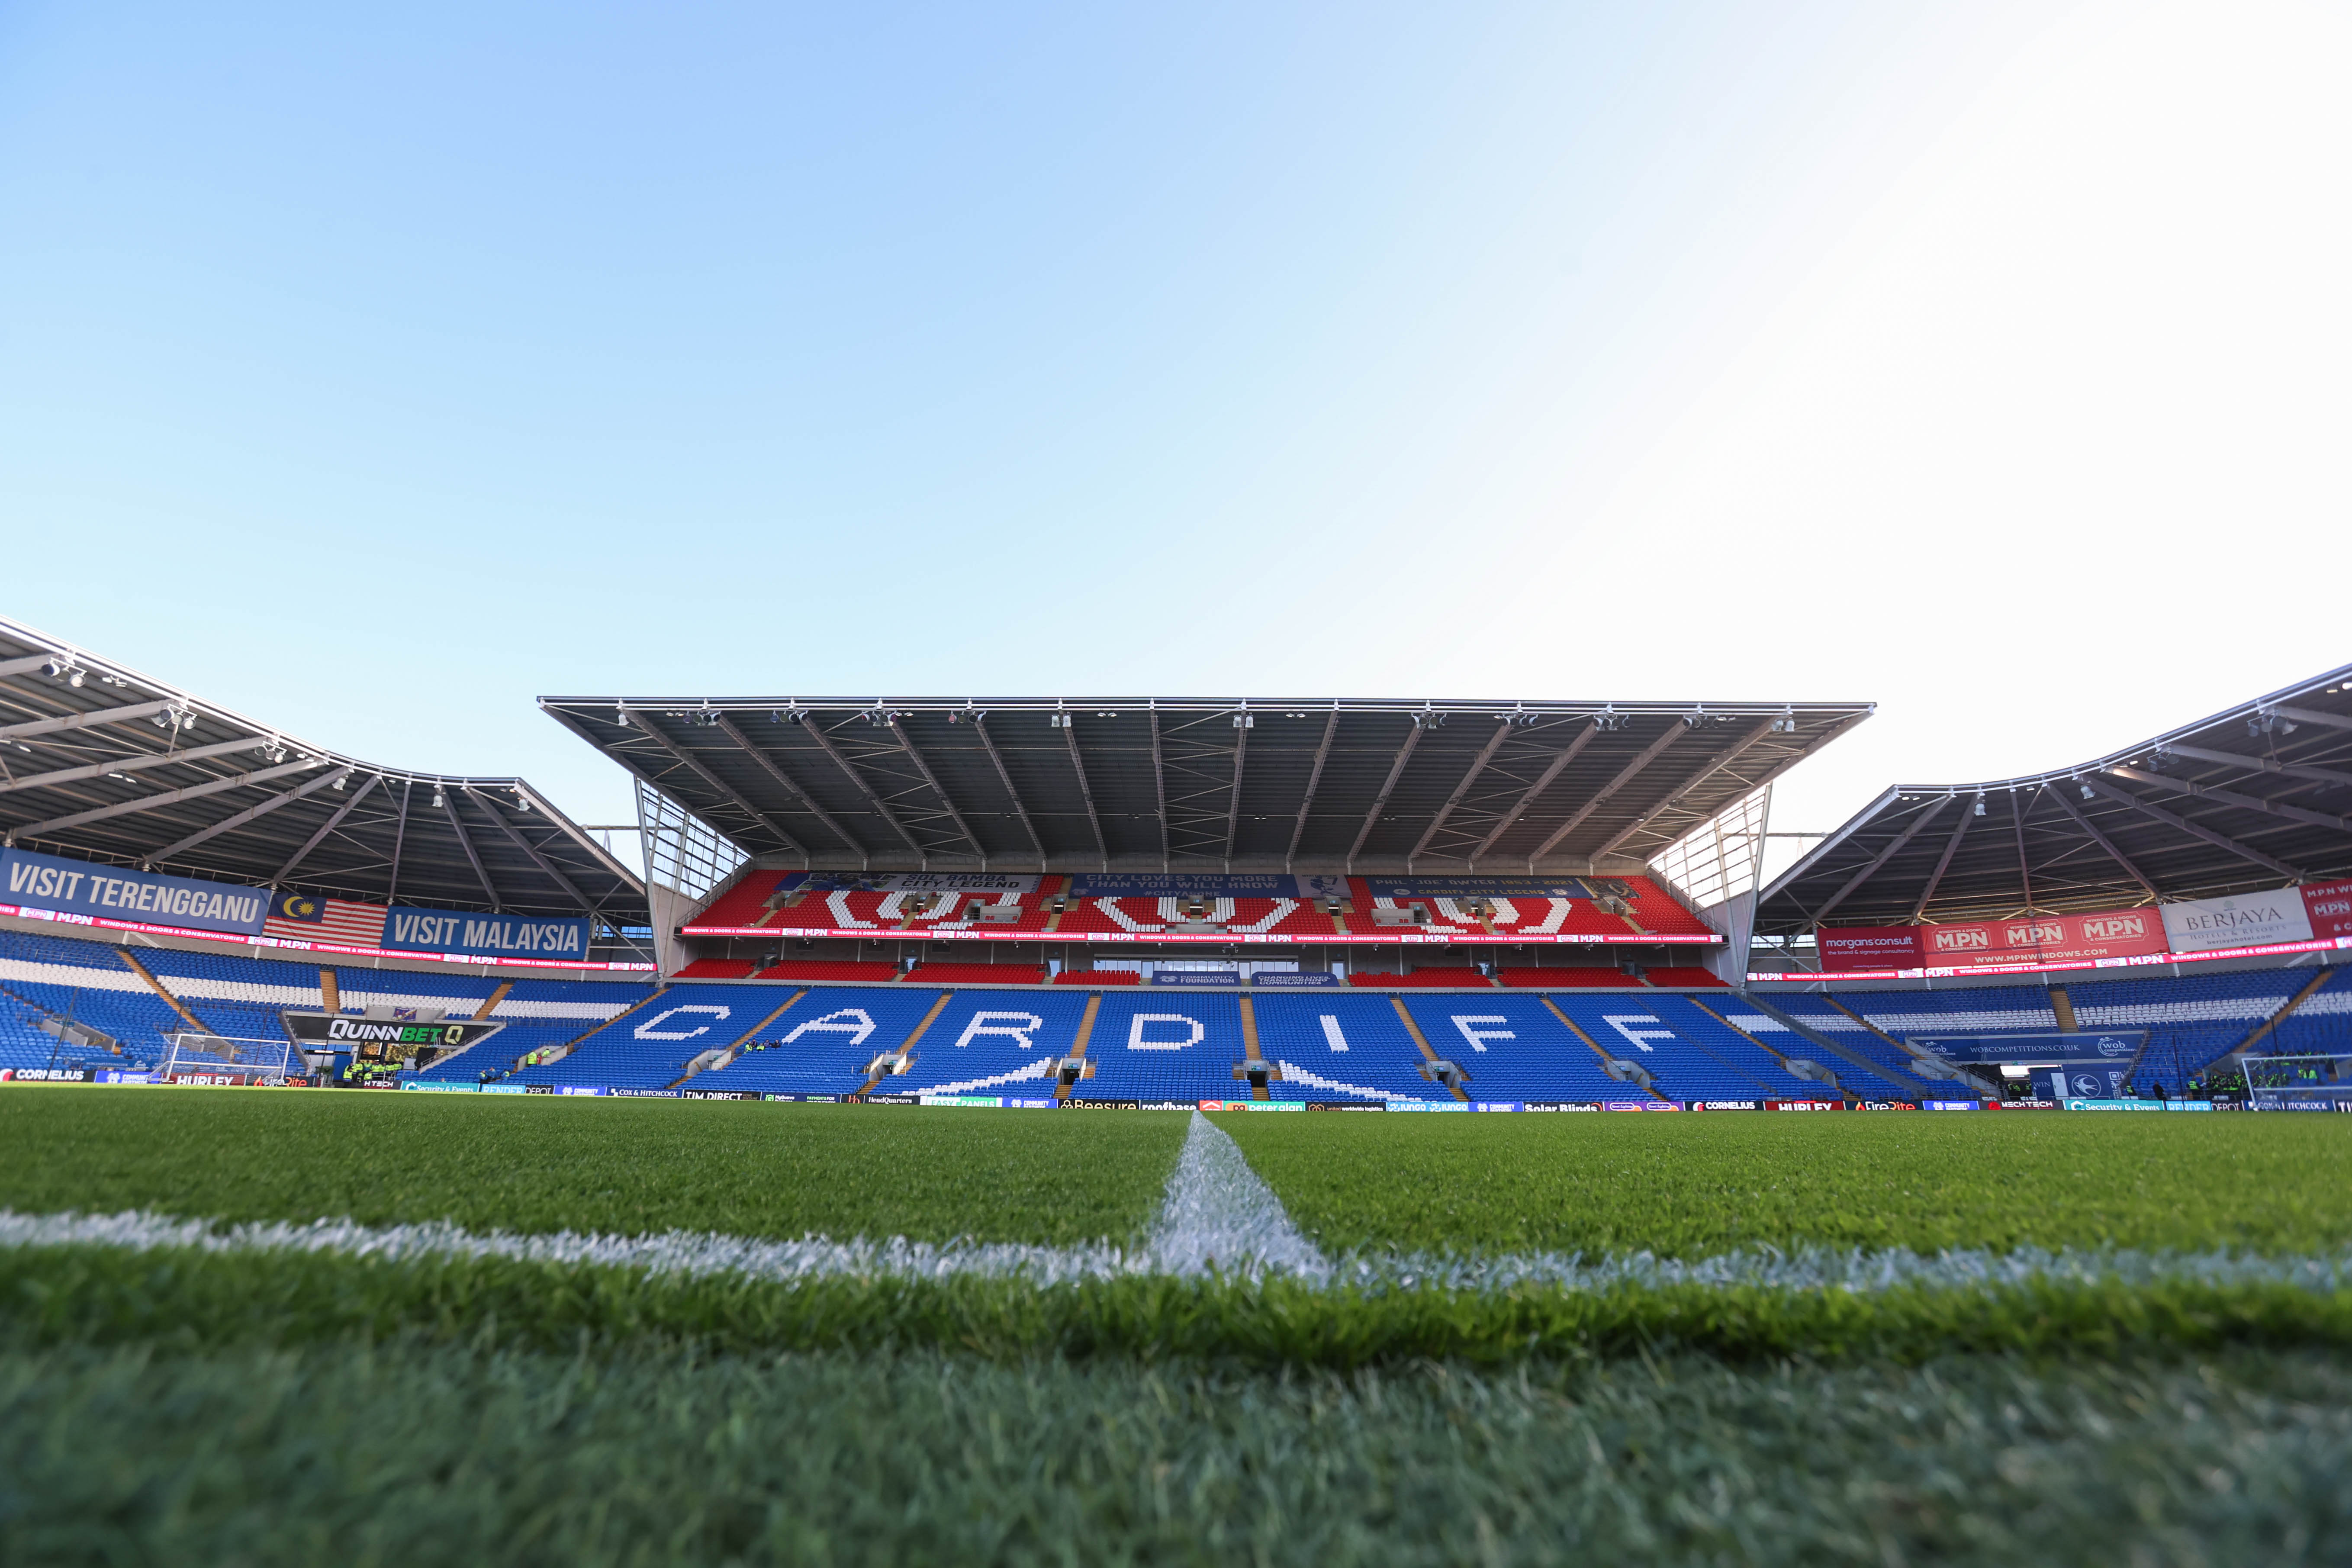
[283,1012,505,1065]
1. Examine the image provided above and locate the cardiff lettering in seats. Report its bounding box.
[953,1011,1046,1049]
[1449,1015,1515,1053]
[784,1009,879,1048]
[1127,1013,1206,1050]
[634,1005,732,1041]
[1602,1014,1676,1053]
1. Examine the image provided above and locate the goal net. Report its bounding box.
[160,1033,299,1085]
[2240,1053,2352,1111]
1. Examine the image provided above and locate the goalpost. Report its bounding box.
[2239,1053,2352,1111]
[160,1032,301,1085]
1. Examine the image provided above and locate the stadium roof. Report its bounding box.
[1756,663,2352,937]
[0,618,646,923]
[540,694,1874,876]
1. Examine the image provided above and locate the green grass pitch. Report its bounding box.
[3,1085,2348,1564]
[1210,1108,2352,1256]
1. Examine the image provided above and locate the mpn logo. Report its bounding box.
[1932,928,1990,952]
[2080,914,2146,940]
[2005,921,2064,947]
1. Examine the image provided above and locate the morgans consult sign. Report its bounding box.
[378,907,592,960]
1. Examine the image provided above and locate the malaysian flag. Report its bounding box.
[264,892,389,949]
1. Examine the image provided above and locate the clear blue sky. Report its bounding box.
[3,1,2345,871]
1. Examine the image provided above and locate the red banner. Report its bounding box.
[1820,907,2167,972]
[2303,880,2352,941]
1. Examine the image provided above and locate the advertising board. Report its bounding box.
[1358,876,1594,900]
[1906,1030,2146,1066]
[2162,888,2315,953]
[2303,879,2352,941]
[379,908,593,963]
[282,1013,505,1065]
[779,872,1042,895]
[1075,873,1344,899]
[1,847,270,936]
[1821,909,2166,972]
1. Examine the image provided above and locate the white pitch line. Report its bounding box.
[3,1207,2346,1293]
[1143,1111,1330,1279]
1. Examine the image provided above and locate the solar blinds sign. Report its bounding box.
[0,848,270,936]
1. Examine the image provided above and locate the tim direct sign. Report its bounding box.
[1821,908,2167,972]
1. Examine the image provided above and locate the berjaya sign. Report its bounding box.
[2162,887,2315,953]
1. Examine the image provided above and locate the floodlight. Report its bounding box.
[1973,797,1987,817]
[2081,783,2095,800]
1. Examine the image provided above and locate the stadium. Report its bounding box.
[6,2,2350,1552]
[5,608,2352,1560]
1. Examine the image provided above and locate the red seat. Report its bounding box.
[1053,969,1141,985]
[905,963,1049,985]
[1498,968,1639,988]
[1345,970,1496,988]
[751,960,901,982]
[673,958,755,979]
[1642,966,1728,988]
